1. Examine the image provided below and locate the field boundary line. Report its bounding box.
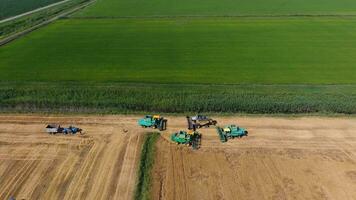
[0,0,96,47]
[69,13,356,20]
[0,0,73,24]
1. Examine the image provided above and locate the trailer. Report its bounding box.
[187,115,217,130]
[46,124,82,134]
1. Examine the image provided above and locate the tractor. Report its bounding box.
[187,115,217,130]
[170,130,201,150]
[216,125,248,142]
[138,115,167,131]
[46,124,82,135]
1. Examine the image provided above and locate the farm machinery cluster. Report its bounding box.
[43,114,248,150]
[138,114,248,150]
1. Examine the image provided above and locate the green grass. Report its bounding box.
[0,0,64,20]
[135,132,160,200]
[0,0,89,39]
[75,0,356,17]
[2,18,356,84]
[2,0,356,114]
[1,82,355,114]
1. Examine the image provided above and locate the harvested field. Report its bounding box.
[0,115,145,200]
[1,115,356,199]
[154,117,356,200]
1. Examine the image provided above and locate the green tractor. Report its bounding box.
[216,125,248,143]
[170,130,201,150]
[138,115,167,131]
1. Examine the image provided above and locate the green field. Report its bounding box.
[75,0,356,17]
[1,18,356,84]
[1,0,356,114]
[0,0,63,19]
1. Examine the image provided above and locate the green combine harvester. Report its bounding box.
[138,115,167,131]
[170,130,201,150]
[216,125,248,143]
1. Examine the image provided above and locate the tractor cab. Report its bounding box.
[152,115,160,119]
[225,125,240,133]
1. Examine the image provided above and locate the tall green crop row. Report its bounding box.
[135,132,160,200]
[0,82,355,114]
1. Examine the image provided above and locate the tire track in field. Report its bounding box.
[62,141,106,199]
[114,134,142,200]
[0,148,41,199]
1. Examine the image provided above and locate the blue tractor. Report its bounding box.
[138,115,167,131]
[46,124,82,134]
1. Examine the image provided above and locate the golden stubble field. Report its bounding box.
[0,115,355,200]
[0,115,144,200]
[153,117,356,200]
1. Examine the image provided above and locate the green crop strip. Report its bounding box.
[0,82,355,114]
[135,132,160,200]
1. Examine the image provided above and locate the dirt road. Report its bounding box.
[153,117,356,200]
[0,115,145,200]
[1,115,356,200]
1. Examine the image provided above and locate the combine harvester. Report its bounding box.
[171,130,201,150]
[186,115,217,130]
[138,115,167,131]
[46,124,82,134]
[216,125,248,143]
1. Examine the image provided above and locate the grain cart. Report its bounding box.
[170,130,201,150]
[187,115,217,130]
[138,115,167,131]
[216,125,248,142]
[46,124,82,134]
